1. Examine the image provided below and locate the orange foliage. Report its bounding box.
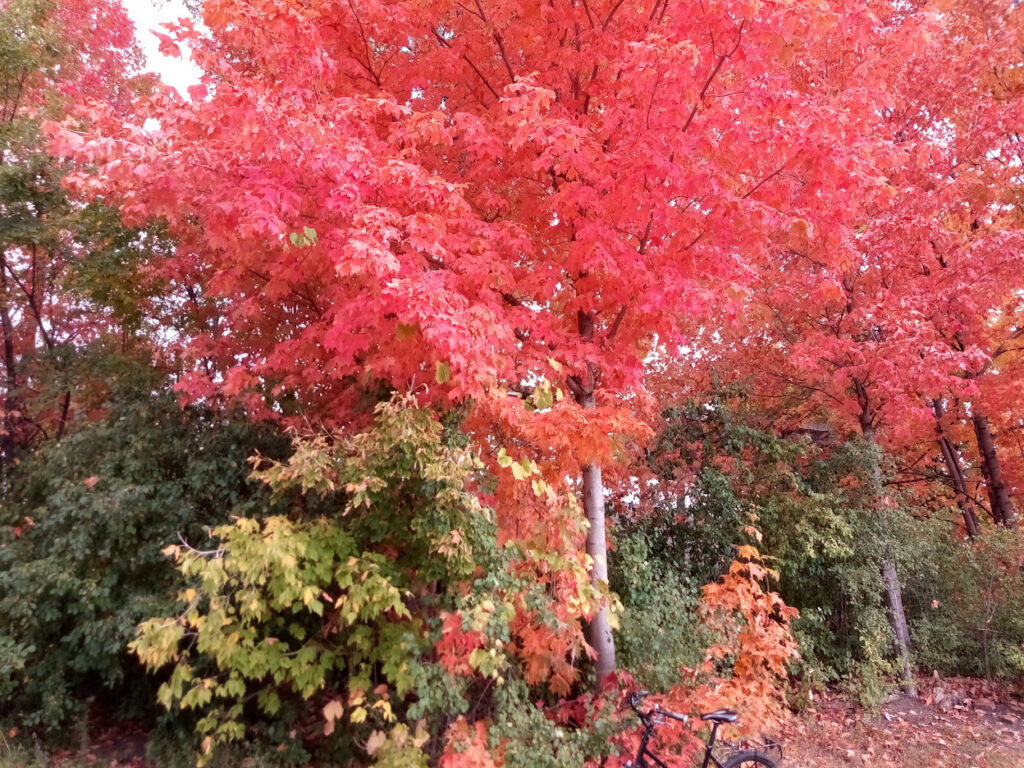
[440,718,500,768]
[690,547,800,731]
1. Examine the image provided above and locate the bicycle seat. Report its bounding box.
[700,709,738,723]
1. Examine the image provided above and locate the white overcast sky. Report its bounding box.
[123,0,202,94]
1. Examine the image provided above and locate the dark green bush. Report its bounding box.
[0,387,290,734]
[609,519,709,692]
[638,401,923,705]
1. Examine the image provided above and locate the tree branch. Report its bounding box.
[432,28,501,102]
[607,304,627,342]
[682,20,744,134]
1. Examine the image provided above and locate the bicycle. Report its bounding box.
[622,690,780,768]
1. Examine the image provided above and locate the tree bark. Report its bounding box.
[0,251,19,473]
[937,435,981,536]
[971,411,1015,527]
[858,393,916,696]
[580,392,616,687]
[881,558,916,695]
[933,400,980,537]
[570,309,616,688]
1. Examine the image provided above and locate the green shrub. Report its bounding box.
[496,681,624,768]
[907,525,1024,682]
[640,400,926,706]
[609,523,707,691]
[0,388,290,734]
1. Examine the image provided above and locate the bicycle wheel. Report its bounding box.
[721,751,778,768]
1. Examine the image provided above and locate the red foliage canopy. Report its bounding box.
[62,0,885,443]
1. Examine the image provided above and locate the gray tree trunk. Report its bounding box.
[581,428,616,686]
[881,558,917,696]
[933,400,980,537]
[570,309,616,688]
[972,411,1016,528]
[858,398,917,696]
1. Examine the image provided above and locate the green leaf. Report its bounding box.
[435,361,451,384]
[496,447,514,468]
[534,383,553,410]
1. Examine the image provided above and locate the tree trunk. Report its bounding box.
[933,400,980,537]
[0,253,19,474]
[881,558,916,695]
[580,394,616,688]
[972,411,1015,527]
[938,435,981,537]
[857,395,916,696]
[54,390,71,441]
[571,309,616,688]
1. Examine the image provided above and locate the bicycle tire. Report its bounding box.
[721,751,778,768]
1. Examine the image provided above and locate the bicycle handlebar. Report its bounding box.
[655,707,688,723]
[629,690,650,711]
[628,691,688,724]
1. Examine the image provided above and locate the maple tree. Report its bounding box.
[60,0,894,693]
[669,0,1024,537]
[866,0,1024,533]
[680,0,1024,702]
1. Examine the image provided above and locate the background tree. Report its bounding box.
[0,0,145,476]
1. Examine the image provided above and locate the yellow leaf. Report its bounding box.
[736,544,760,561]
[496,447,514,467]
[390,722,409,748]
[413,720,430,748]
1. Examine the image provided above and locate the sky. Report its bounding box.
[122,0,202,94]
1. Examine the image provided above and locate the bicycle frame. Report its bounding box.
[630,719,728,768]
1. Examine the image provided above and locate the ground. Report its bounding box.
[778,676,1024,768]
[2,677,1022,767]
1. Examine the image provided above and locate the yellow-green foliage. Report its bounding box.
[131,396,503,764]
